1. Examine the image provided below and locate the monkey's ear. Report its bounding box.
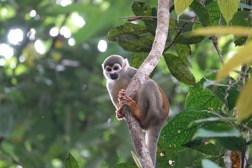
[123,58,129,68]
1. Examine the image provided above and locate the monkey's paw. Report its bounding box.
[116,107,124,120]
[118,89,134,106]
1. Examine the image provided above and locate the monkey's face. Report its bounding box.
[103,63,122,81]
[102,55,129,81]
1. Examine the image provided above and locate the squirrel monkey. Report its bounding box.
[102,55,169,165]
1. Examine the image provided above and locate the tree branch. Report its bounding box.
[209,36,224,64]
[122,0,169,167]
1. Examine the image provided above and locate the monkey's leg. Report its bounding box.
[146,124,163,165]
[118,89,145,121]
[137,80,164,166]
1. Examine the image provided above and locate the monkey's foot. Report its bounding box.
[116,107,124,120]
[118,89,144,121]
[118,89,134,106]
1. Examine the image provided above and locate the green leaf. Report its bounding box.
[237,78,252,121]
[107,23,154,52]
[132,1,152,16]
[107,23,147,41]
[164,53,195,85]
[193,122,241,139]
[207,1,221,26]
[174,0,193,17]
[119,34,154,52]
[175,32,205,44]
[234,37,248,46]
[231,11,251,27]
[174,44,191,66]
[159,110,213,151]
[202,159,221,168]
[217,0,240,24]
[130,52,148,68]
[185,78,224,111]
[132,1,157,34]
[205,79,239,111]
[190,0,210,26]
[65,153,79,168]
[186,76,239,111]
[232,11,251,46]
[184,140,219,156]
[216,137,246,152]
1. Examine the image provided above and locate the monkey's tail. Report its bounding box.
[146,124,163,166]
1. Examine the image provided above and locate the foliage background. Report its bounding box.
[0,0,251,168]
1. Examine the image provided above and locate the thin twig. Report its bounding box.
[164,20,189,53]
[210,36,224,64]
[120,15,200,24]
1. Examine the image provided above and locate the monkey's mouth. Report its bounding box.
[110,73,118,80]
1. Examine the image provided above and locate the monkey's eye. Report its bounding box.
[106,67,112,72]
[113,66,119,71]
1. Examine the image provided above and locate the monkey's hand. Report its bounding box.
[115,107,124,120]
[118,89,144,121]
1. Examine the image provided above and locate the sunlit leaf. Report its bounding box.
[192,26,252,36]
[216,41,252,80]
[237,78,252,121]
[174,0,193,17]
[65,153,79,168]
[217,0,239,24]
[202,159,221,168]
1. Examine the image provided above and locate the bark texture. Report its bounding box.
[122,0,170,167]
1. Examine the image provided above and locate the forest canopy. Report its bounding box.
[0,0,252,168]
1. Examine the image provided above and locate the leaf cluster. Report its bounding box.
[106,0,252,167]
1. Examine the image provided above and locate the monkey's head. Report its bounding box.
[102,55,129,81]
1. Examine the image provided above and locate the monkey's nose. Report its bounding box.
[110,73,118,80]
